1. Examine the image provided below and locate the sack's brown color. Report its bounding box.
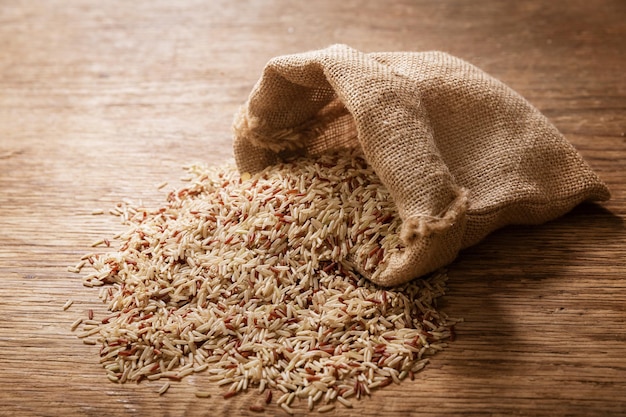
[232,44,610,286]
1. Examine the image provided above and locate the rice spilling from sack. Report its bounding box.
[72,147,458,411]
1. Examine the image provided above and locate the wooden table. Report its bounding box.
[1,1,624,416]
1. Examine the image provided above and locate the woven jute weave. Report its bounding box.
[233,44,610,286]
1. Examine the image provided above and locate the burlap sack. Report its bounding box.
[232,44,610,286]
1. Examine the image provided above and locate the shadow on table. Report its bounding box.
[439,202,624,380]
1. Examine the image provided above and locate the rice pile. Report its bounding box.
[70,147,458,413]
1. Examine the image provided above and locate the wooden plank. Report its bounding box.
[1,0,624,416]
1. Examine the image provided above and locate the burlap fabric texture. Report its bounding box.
[232,44,610,286]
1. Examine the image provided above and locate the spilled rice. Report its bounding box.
[70,147,459,411]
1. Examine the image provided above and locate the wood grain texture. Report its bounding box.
[1,0,624,416]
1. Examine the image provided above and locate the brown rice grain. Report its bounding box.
[90,239,105,248]
[280,403,294,415]
[276,392,289,405]
[337,395,353,408]
[71,148,459,413]
[70,318,83,331]
[158,382,170,395]
[312,390,323,403]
